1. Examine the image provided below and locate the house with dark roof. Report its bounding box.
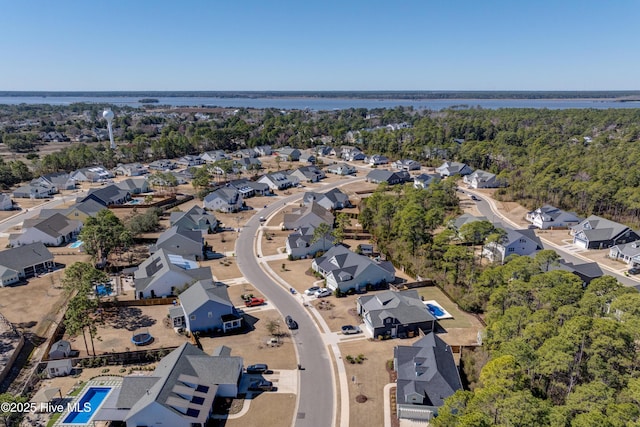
[148,159,176,171]
[228,179,271,197]
[258,172,294,191]
[133,249,213,299]
[526,205,581,230]
[80,184,131,206]
[10,213,82,247]
[393,159,421,171]
[482,229,543,263]
[326,162,356,176]
[609,241,640,266]
[435,161,473,178]
[312,245,395,292]
[365,154,389,166]
[289,165,326,183]
[285,225,335,259]
[275,147,301,161]
[114,163,148,177]
[548,260,604,287]
[203,187,243,213]
[254,145,272,156]
[394,332,463,421]
[0,242,54,286]
[571,215,640,249]
[150,226,204,260]
[0,193,12,211]
[365,169,410,185]
[413,173,440,189]
[96,343,243,426]
[283,202,335,230]
[302,188,351,211]
[116,177,150,195]
[175,155,204,167]
[357,290,435,338]
[299,150,316,164]
[169,281,242,333]
[170,206,218,233]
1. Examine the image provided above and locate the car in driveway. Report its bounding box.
[285,315,298,330]
[314,288,332,298]
[341,325,362,335]
[304,286,320,296]
[629,267,640,275]
[245,297,265,307]
[246,364,269,374]
[249,379,274,391]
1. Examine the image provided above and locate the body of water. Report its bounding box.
[1,96,639,110]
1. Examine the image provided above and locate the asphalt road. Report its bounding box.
[235,178,363,427]
[470,194,640,291]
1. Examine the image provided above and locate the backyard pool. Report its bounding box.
[68,240,84,249]
[426,303,445,317]
[423,300,454,319]
[62,387,111,424]
[95,283,112,297]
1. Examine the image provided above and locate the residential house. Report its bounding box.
[526,205,582,230]
[413,173,439,189]
[96,343,243,427]
[463,170,505,189]
[366,169,410,185]
[150,226,204,260]
[302,188,351,211]
[548,260,604,287]
[203,188,243,213]
[435,161,473,178]
[13,181,57,199]
[609,241,640,266]
[393,159,421,171]
[201,150,230,163]
[48,339,72,360]
[258,172,294,191]
[234,157,262,171]
[233,148,258,158]
[483,229,543,263]
[10,213,82,247]
[0,242,54,286]
[228,179,271,198]
[70,166,114,182]
[314,145,333,156]
[357,290,435,338]
[254,145,272,156]
[285,225,335,259]
[171,168,195,183]
[283,202,335,230]
[39,199,105,223]
[342,148,365,162]
[449,213,489,232]
[133,249,213,299]
[366,154,389,166]
[312,245,396,292]
[326,163,356,176]
[175,155,204,167]
[117,178,150,195]
[39,172,76,191]
[114,163,148,176]
[0,194,12,211]
[394,333,463,421]
[45,359,73,379]
[169,280,242,333]
[571,215,640,249]
[170,206,218,233]
[276,147,301,161]
[289,166,326,183]
[148,159,176,171]
[80,184,131,206]
[299,151,317,164]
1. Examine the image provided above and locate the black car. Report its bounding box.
[246,363,269,374]
[628,267,640,275]
[285,315,298,330]
[470,195,480,201]
[249,379,274,391]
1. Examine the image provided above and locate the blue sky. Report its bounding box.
[0,1,638,91]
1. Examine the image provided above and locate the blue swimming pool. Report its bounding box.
[63,386,111,424]
[95,283,112,296]
[69,240,84,249]
[427,304,445,317]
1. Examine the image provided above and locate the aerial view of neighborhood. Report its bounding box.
[2,1,640,427]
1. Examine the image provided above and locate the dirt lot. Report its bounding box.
[267,259,319,292]
[260,229,289,256]
[220,393,296,427]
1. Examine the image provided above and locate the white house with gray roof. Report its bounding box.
[413,173,440,189]
[483,228,543,263]
[133,249,212,299]
[71,166,114,182]
[13,181,57,199]
[463,169,504,189]
[258,172,294,190]
[326,162,356,176]
[203,188,243,213]
[275,147,301,161]
[393,159,421,171]
[302,188,351,211]
[435,161,473,178]
[283,202,334,230]
[394,332,462,421]
[609,241,640,266]
[289,165,325,182]
[312,245,395,292]
[169,280,242,333]
[285,225,335,259]
[116,177,150,195]
[10,213,82,247]
[571,215,640,249]
[357,290,435,338]
[170,206,218,233]
[150,226,204,260]
[526,205,581,230]
[97,343,243,427]
[114,163,148,176]
[0,242,54,286]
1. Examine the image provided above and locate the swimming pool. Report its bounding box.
[95,283,112,297]
[62,386,111,424]
[426,303,445,317]
[69,240,84,249]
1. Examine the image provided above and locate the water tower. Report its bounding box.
[103,108,116,150]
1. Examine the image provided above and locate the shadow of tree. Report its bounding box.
[104,307,157,331]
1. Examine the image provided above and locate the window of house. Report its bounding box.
[190,315,196,320]
[208,312,213,318]
[508,248,515,252]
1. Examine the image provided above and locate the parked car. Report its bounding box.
[245,297,265,307]
[249,379,274,391]
[470,195,480,201]
[259,216,266,222]
[341,325,362,335]
[628,267,640,275]
[285,315,298,330]
[304,286,320,296]
[246,364,269,374]
[314,288,332,298]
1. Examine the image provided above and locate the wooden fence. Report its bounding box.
[105,297,176,307]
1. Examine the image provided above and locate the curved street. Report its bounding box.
[235,177,363,427]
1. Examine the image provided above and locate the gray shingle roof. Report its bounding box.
[179,281,234,317]
[359,290,434,328]
[314,245,395,285]
[572,215,632,241]
[22,213,81,239]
